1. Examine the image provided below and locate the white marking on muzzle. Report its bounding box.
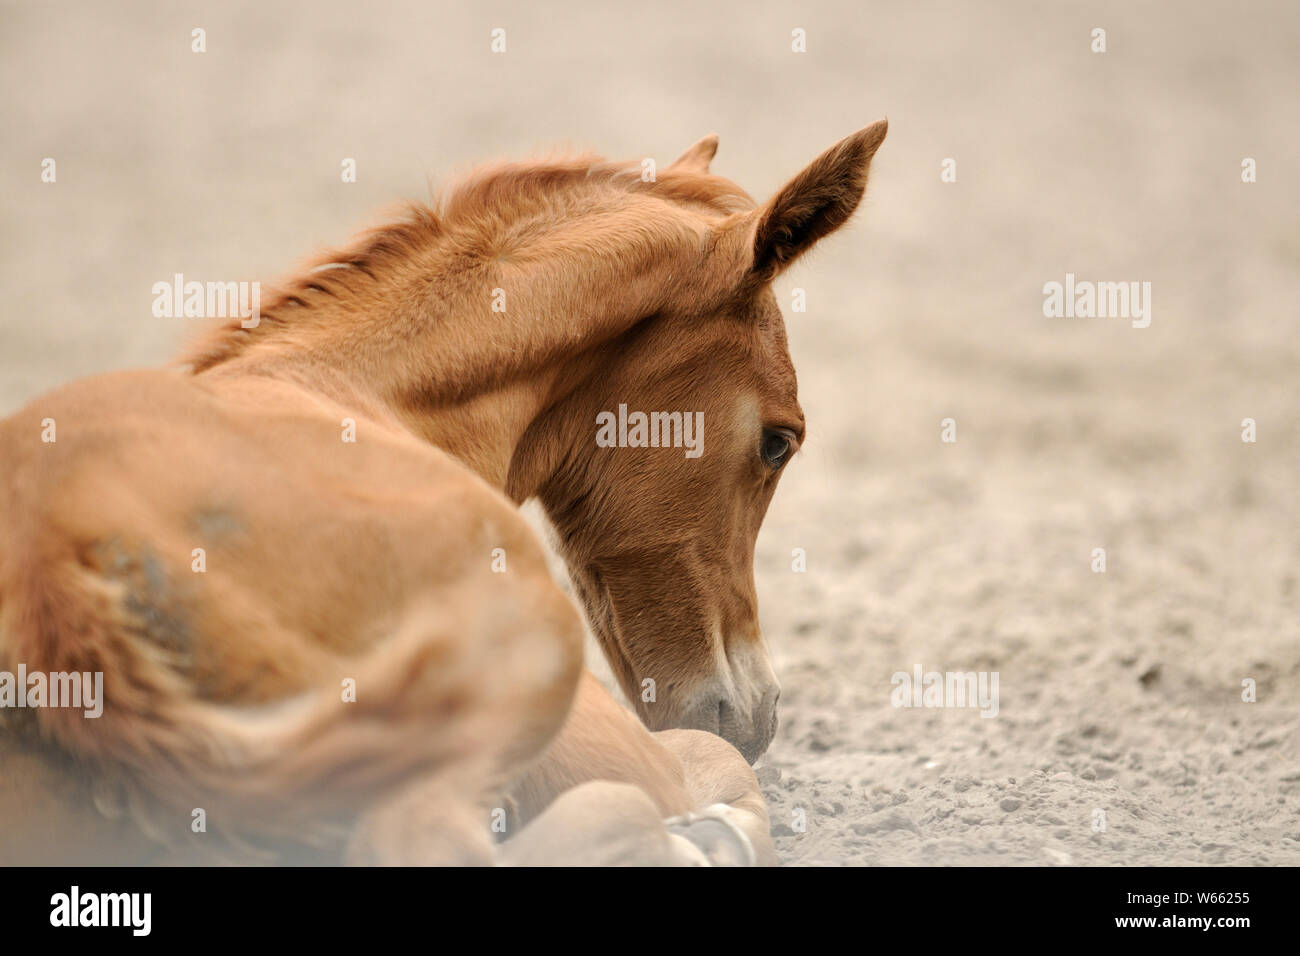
[704,623,779,723]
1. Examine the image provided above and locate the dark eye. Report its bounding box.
[760,429,792,469]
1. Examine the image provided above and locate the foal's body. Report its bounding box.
[0,368,762,863]
[0,123,886,864]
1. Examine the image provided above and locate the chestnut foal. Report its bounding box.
[0,121,887,864]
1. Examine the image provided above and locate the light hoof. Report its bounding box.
[664,803,757,867]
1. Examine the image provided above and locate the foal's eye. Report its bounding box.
[760,430,793,469]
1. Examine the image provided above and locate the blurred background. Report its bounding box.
[2,0,1297,864]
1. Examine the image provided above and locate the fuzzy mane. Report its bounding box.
[182,155,755,373]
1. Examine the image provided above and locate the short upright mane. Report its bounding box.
[183,153,755,373]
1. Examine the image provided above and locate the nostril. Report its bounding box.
[683,689,779,762]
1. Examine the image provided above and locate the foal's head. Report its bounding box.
[181,121,885,763]
[528,124,888,762]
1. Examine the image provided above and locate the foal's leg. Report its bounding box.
[654,728,777,867]
[508,671,694,820]
[344,758,499,865]
[496,781,711,866]
[5,533,586,864]
[505,672,776,865]
[340,587,588,865]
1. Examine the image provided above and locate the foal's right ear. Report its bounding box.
[747,120,888,282]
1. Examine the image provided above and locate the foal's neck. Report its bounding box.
[198,300,570,497]
[189,185,736,501]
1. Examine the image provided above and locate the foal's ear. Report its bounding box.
[748,120,888,281]
[668,133,719,173]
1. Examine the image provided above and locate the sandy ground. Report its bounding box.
[2,1,1297,865]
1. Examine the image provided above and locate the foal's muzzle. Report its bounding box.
[678,681,781,765]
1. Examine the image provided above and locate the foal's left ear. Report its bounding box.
[747,119,888,282]
[668,133,719,173]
